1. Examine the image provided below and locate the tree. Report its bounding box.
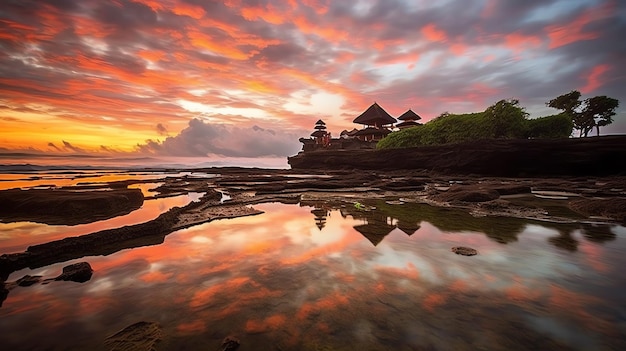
[485,99,528,139]
[547,91,620,137]
[585,96,619,136]
[547,90,581,115]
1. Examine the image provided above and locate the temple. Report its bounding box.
[298,102,422,152]
[396,109,422,129]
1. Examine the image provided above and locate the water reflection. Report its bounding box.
[0,193,202,253]
[0,203,624,350]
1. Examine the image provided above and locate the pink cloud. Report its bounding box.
[580,64,611,93]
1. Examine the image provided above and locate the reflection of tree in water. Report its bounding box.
[302,200,619,249]
[543,223,616,252]
[548,230,579,252]
[581,223,616,243]
[375,201,526,244]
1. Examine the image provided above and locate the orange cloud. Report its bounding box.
[292,15,348,43]
[173,2,206,19]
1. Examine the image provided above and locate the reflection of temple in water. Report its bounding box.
[395,219,421,236]
[352,220,395,246]
[340,206,398,246]
[310,207,329,230]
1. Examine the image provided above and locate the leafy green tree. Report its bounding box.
[585,95,619,136]
[547,90,581,115]
[484,99,528,139]
[547,91,620,137]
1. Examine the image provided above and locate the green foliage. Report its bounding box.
[547,91,620,137]
[378,99,533,150]
[376,112,490,149]
[525,113,573,138]
[585,95,619,136]
[484,99,528,139]
[547,90,581,115]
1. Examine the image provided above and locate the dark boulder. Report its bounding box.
[451,247,478,256]
[221,336,240,351]
[16,274,42,287]
[433,185,500,203]
[54,262,93,283]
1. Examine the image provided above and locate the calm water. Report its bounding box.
[1,198,625,350]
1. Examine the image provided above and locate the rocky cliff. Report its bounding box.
[288,135,626,177]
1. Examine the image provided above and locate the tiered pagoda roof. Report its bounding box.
[396,109,422,129]
[353,102,397,127]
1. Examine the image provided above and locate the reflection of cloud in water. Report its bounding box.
[1,203,625,350]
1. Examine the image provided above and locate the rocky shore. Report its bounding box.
[288,135,626,177]
[1,167,625,282]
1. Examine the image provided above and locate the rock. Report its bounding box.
[569,198,626,224]
[16,274,42,287]
[451,246,478,256]
[433,185,500,203]
[0,283,8,307]
[221,336,240,351]
[288,136,626,177]
[54,262,93,283]
[0,187,144,225]
[494,185,532,195]
[105,321,162,351]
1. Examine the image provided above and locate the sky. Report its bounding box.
[0,0,625,167]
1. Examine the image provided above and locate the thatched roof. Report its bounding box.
[315,119,326,125]
[397,109,422,121]
[353,102,397,126]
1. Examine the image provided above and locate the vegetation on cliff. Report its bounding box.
[377,90,618,150]
[377,99,573,149]
[547,90,619,137]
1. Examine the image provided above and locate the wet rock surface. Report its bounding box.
[54,262,93,283]
[16,274,42,286]
[0,262,94,306]
[105,321,162,351]
[221,336,240,351]
[451,247,478,256]
[1,167,624,282]
[0,187,144,225]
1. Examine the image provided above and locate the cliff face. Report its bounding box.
[288,136,626,177]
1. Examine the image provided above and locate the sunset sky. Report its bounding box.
[1,0,625,167]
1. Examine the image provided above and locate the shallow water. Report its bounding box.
[1,201,624,350]
[0,170,216,191]
[0,192,203,253]
[0,171,205,253]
